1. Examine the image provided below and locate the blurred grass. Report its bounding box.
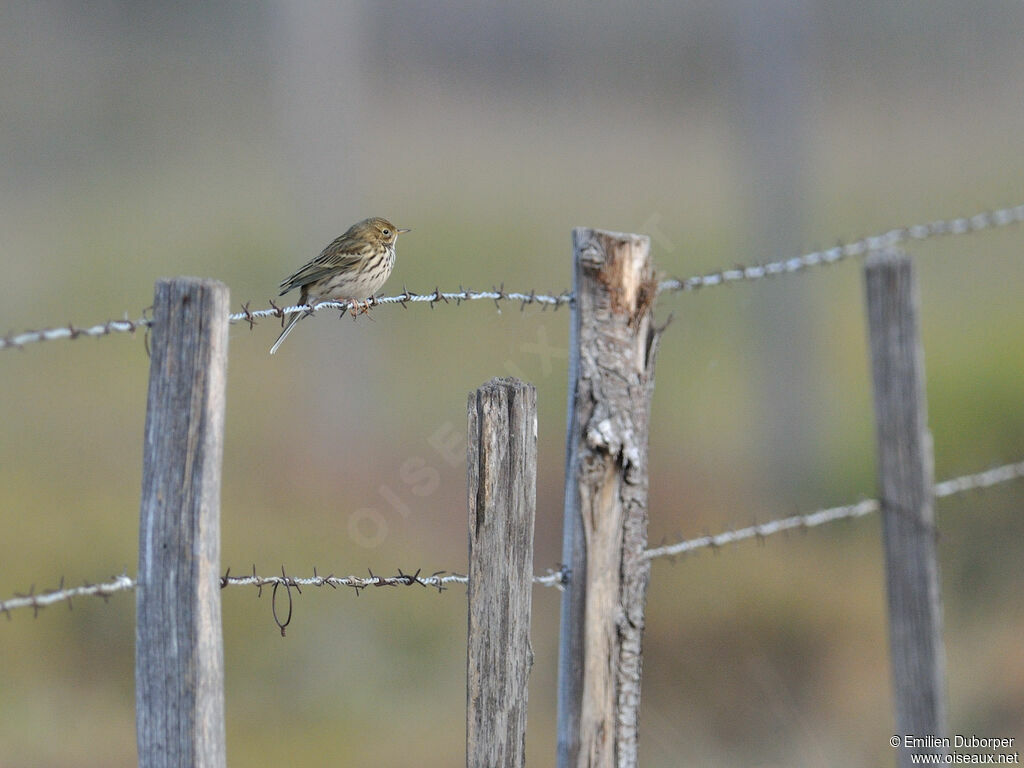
[2,7,1024,766]
[3,163,1022,767]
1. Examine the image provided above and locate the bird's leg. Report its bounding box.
[296,293,319,318]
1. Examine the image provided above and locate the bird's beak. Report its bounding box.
[398,227,411,234]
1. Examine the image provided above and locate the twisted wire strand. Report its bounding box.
[932,460,1024,498]
[0,574,135,616]
[230,287,573,326]
[1,317,149,350]
[217,567,566,592]
[3,202,1021,351]
[643,501,881,561]
[643,460,1024,562]
[3,461,1021,617]
[658,204,1024,293]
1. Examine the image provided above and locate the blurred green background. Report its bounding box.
[2,2,1022,766]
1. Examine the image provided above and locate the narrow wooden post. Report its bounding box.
[466,377,537,768]
[864,250,947,766]
[136,278,229,768]
[557,229,663,768]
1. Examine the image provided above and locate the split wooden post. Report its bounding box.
[136,278,230,768]
[864,250,947,766]
[556,229,663,768]
[466,377,538,768]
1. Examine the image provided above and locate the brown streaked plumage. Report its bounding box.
[270,217,409,354]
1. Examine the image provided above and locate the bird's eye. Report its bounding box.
[382,228,391,236]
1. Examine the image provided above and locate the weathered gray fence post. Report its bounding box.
[864,250,947,766]
[136,278,229,768]
[466,377,537,768]
[557,229,663,768]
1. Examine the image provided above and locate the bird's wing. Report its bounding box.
[278,237,364,296]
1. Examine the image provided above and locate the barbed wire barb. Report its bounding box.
[2,460,1022,617]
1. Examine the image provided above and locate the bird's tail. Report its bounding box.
[269,310,305,355]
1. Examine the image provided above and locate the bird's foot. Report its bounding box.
[348,299,374,318]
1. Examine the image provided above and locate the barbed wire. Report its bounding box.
[3,203,1021,351]
[4,460,1021,619]
[657,203,1024,293]
[643,501,882,561]
[219,566,469,635]
[1,316,150,351]
[0,288,574,351]
[218,565,567,634]
[643,459,1024,562]
[0,574,135,618]
[218,565,566,591]
[0,565,566,621]
[932,460,1024,498]
[220,565,470,593]
[230,286,574,327]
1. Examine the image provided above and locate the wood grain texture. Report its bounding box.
[557,229,662,768]
[136,278,229,768]
[466,378,537,768]
[865,251,947,766]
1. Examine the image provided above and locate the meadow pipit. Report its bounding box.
[270,217,409,354]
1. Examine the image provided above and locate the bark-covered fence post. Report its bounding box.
[557,229,664,768]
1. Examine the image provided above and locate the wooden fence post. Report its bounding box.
[557,229,663,768]
[864,250,947,766]
[136,278,229,768]
[466,377,537,768]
